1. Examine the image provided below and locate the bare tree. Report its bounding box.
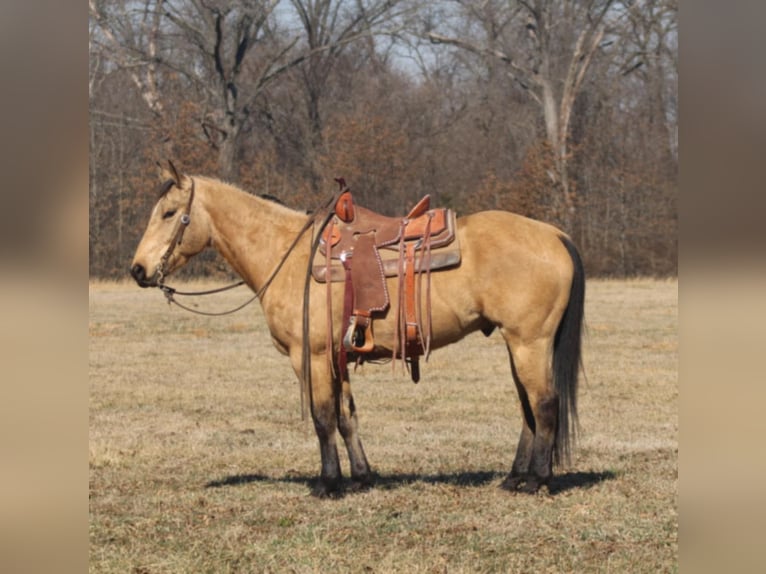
[278,0,410,191]
[573,0,677,274]
[89,0,407,183]
[89,0,166,116]
[426,0,617,228]
[291,0,407,137]
[90,0,300,181]
[615,0,677,163]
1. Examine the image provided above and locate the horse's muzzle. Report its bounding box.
[130,263,154,288]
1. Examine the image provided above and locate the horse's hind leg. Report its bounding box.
[337,377,373,491]
[501,340,558,494]
[507,374,535,481]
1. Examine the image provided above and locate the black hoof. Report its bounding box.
[348,473,376,494]
[500,474,524,491]
[500,473,549,494]
[310,479,344,499]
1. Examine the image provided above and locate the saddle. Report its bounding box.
[312,182,460,382]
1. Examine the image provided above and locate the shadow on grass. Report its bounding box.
[547,470,617,494]
[206,469,616,494]
[205,473,310,489]
[204,470,500,490]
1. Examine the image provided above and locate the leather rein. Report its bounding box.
[156,177,333,317]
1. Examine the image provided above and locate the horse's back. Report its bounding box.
[458,209,569,253]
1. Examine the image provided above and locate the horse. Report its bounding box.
[130,161,585,497]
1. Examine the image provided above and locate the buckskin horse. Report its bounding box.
[130,161,585,497]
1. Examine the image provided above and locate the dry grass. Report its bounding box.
[89,278,677,573]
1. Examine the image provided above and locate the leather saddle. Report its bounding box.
[312,184,460,382]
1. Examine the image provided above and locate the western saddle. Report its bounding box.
[312,180,460,382]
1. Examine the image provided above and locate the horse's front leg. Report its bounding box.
[337,377,373,491]
[308,360,344,498]
[291,349,344,497]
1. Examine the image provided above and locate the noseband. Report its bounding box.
[157,177,195,284]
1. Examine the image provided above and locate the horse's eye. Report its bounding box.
[162,209,177,220]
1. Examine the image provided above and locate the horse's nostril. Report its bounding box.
[130,263,147,286]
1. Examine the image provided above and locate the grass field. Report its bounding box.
[89,278,677,573]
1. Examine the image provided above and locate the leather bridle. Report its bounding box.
[157,177,196,285]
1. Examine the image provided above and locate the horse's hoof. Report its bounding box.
[518,479,545,494]
[348,473,376,493]
[500,474,524,491]
[500,474,549,494]
[310,480,344,499]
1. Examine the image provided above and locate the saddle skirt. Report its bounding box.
[310,189,461,382]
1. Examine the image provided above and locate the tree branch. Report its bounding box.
[427,31,541,93]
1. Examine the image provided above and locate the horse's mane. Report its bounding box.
[259,193,286,206]
[158,179,175,198]
[157,174,311,217]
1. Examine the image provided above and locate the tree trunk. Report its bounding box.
[540,78,573,227]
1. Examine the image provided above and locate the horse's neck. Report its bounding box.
[198,179,309,293]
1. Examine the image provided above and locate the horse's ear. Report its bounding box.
[157,160,183,186]
[155,160,167,180]
[167,160,181,184]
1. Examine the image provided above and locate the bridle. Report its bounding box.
[151,177,242,315]
[154,177,253,315]
[154,177,337,317]
[156,177,196,285]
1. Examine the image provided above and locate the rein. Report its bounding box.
[159,281,252,317]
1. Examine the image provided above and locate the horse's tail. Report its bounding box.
[553,235,585,467]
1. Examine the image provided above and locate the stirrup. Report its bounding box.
[343,315,374,353]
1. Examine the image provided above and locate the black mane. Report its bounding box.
[158,179,175,198]
[259,193,285,206]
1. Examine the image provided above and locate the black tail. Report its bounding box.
[553,235,585,466]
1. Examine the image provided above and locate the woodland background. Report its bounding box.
[89,0,677,279]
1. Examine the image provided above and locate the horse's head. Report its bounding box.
[130,161,210,287]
